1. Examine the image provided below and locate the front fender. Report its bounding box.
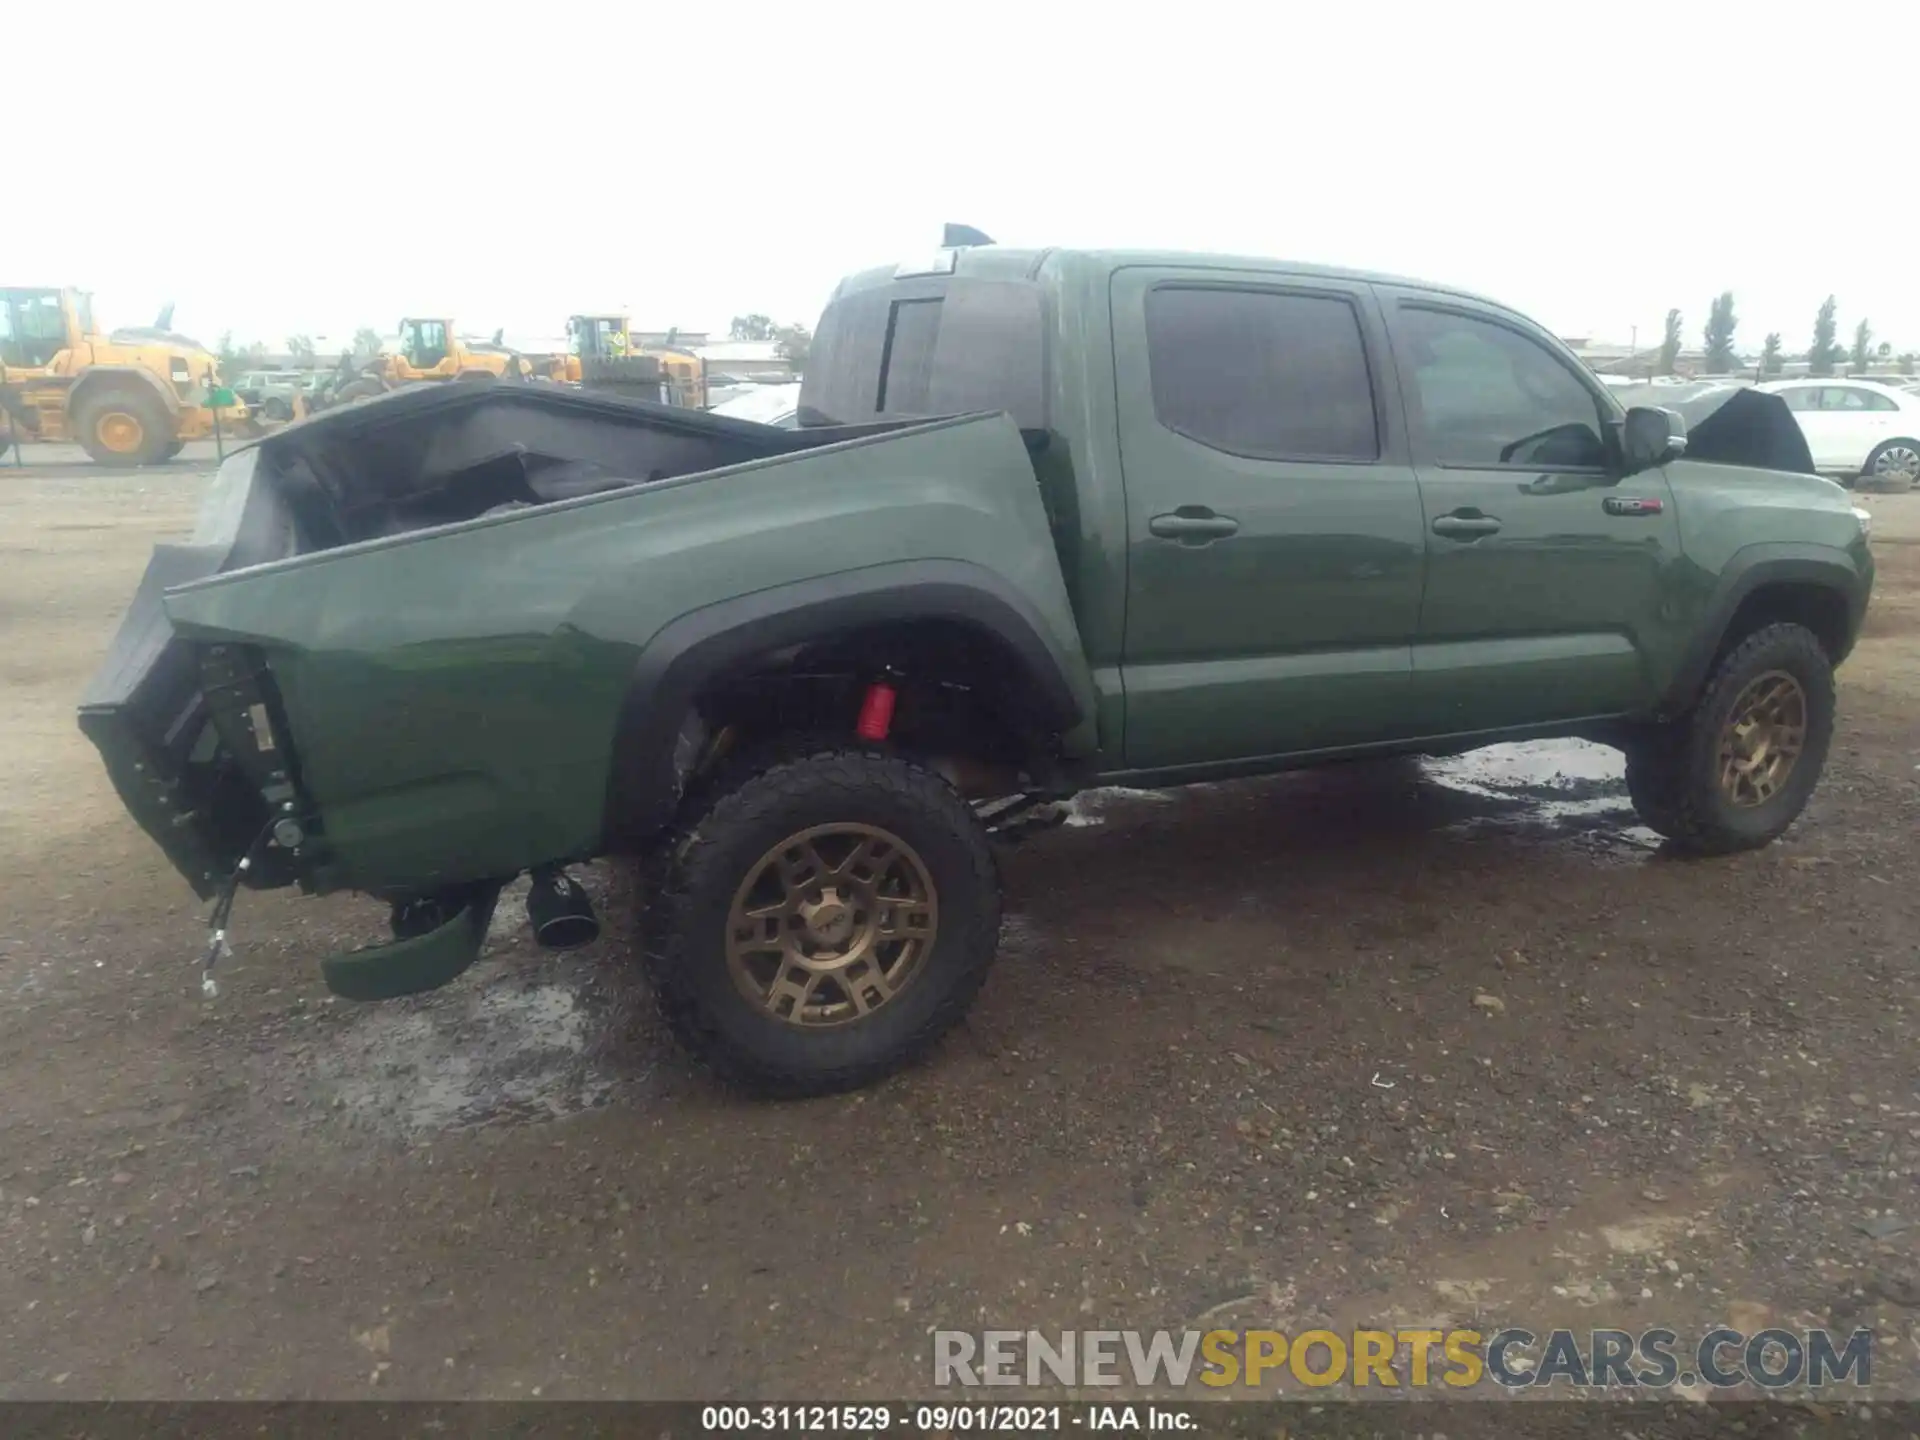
[1658,541,1871,713]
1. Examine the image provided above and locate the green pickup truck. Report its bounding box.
[80,236,1874,1096]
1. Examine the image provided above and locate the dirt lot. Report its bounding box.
[3,468,1919,1402]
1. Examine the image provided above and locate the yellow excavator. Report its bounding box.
[319,318,533,405]
[0,288,248,465]
[557,314,706,408]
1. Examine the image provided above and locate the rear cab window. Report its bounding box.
[1142,286,1380,462]
[799,257,1049,431]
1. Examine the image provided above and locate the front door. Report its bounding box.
[1378,291,1685,732]
[1113,266,1428,771]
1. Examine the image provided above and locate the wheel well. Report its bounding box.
[1715,581,1851,666]
[687,617,1063,797]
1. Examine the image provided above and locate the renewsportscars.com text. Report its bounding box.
[932,1327,1873,1390]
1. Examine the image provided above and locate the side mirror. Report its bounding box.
[1621,405,1687,472]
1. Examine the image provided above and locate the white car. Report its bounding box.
[708,382,802,429]
[1756,378,1920,489]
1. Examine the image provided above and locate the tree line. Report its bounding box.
[727,313,813,368]
[1657,295,1912,378]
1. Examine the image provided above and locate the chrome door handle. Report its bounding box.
[1149,509,1240,544]
[1431,513,1502,538]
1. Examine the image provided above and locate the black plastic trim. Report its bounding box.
[601,560,1084,846]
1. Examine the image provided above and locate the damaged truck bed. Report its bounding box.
[78,381,1094,1001]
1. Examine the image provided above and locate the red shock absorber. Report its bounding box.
[855,678,897,742]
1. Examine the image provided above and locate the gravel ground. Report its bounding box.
[2,469,1919,1403]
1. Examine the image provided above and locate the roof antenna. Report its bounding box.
[942,224,994,248]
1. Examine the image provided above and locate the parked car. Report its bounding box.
[1756,378,1920,490]
[80,240,1874,1098]
[710,382,802,428]
[233,370,312,422]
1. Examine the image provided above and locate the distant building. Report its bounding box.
[692,339,793,382]
[633,329,712,351]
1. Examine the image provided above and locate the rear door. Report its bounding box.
[1783,384,1856,469]
[1771,384,1833,468]
[1112,266,1427,770]
[1378,290,1684,730]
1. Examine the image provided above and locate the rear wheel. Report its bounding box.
[160,440,186,461]
[642,746,1001,1096]
[75,387,174,466]
[1860,438,1920,493]
[1624,622,1835,854]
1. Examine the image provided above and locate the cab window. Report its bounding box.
[1144,286,1380,462]
[404,321,448,367]
[1397,306,1609,469]
[3,291,69,367]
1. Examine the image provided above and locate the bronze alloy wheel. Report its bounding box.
[1716,669,1808,808]
[725,823,938,1027]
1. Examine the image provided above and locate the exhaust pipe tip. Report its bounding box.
[526,865,599,950]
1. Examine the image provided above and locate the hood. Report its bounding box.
[1611,382,1814,475]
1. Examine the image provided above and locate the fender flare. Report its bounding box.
[1657,543,1869,714]
[601,559,1087,846]
[69,364,182,417]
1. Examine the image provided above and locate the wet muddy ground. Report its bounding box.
[3,471,1919,1401]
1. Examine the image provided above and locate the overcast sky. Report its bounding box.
[18,2,1916,358]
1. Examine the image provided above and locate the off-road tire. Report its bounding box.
[75,387,173,466]
[1624,622,1835,854]
[642,745,1001,1097]
[161,440,187,461]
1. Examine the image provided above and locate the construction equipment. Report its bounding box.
[0,289,247,465]
[319,318,533,405]
[558,315,707,408]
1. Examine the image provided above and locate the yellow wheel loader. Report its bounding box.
[317,319,533,407]
[0,289,247,465]
[558,315,707,408]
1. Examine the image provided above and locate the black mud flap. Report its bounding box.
[320,883,503,1001]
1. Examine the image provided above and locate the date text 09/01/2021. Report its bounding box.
[700,1404,1193,1432]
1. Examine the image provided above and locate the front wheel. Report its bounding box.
[642,746,1001,1096]
[1624,622,1835,854]
[75,387,174,466]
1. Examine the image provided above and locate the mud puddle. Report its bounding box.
[293,870,663,1141]
[1421,738,1661,857]
[309,978,621,1139]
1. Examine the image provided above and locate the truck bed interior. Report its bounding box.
[248,382,908,551]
